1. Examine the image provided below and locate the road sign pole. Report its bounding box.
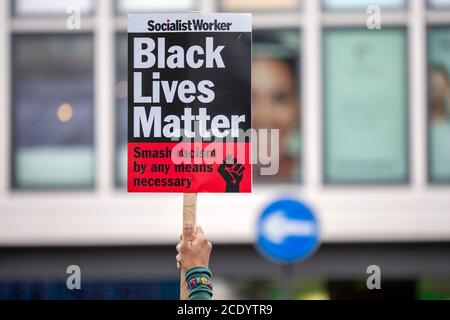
[279,263,294,299]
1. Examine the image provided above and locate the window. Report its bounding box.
[14,0,95,16]
[428,0,450,9]
[323,28,408,183]
[116,34,127,187]
[221,0,300,12]
[322,0,406,11]
[253,29,301,183]
[12,34,95,189]
[115,0,195,14]
[428,27,450,182]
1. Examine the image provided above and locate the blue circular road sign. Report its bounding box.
[256,198,320,264]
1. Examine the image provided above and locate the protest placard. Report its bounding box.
[128,13,252,193]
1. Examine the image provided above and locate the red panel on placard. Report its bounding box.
[128,142,251,193]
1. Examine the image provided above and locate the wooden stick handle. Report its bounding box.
[180,193,197,300]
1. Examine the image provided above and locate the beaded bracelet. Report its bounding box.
[187,276,213,290]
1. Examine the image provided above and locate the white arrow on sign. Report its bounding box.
[261,211,316,244]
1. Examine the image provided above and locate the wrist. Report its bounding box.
[185,266,212,280]
[183,262,208,271]
[185,266,213,300]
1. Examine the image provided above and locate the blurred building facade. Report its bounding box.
[0,0,450,299]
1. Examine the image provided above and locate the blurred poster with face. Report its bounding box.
[428,28,450,182]
[324,29,408,183]
[252,30,301,182]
